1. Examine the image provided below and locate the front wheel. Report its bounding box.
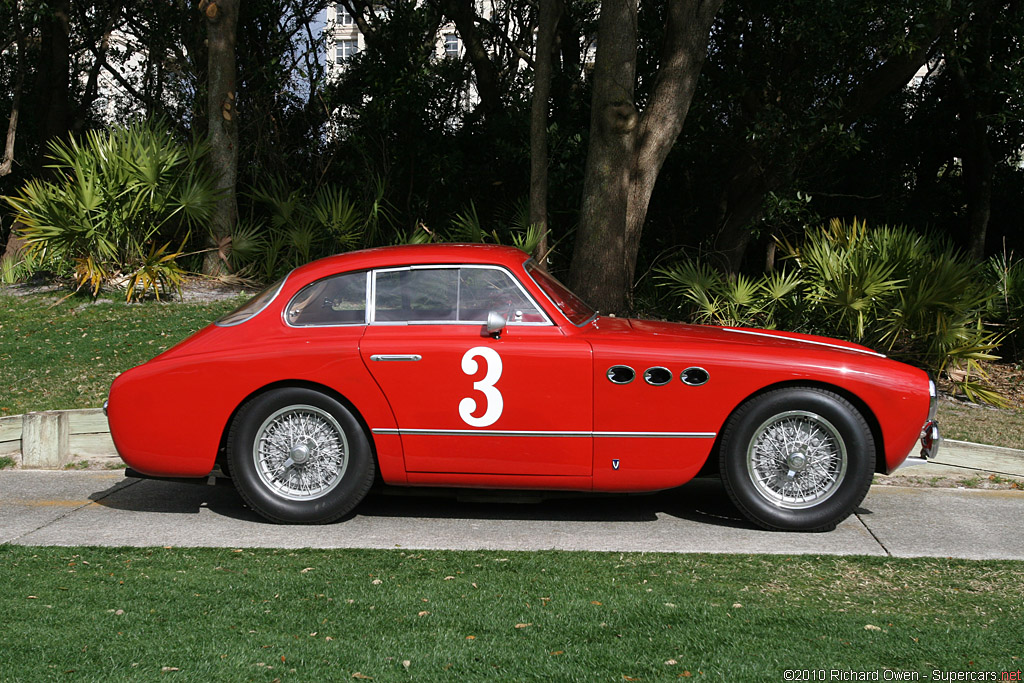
[227,387,375,524]
[719,387,875,532]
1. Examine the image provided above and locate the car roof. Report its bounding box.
[288,244,532,282]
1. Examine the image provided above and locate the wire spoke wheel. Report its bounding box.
[252,404,349,501]
[720,387,874,531]
[746,410,847,509]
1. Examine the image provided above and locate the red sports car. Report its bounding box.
[107,244,940,531]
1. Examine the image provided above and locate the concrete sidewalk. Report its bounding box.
[1,469,1021,560]
[2,437,1021,559]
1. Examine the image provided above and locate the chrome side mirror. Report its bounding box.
[485,310,507,339]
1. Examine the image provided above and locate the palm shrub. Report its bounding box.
[986,250,1024,361]
[3,121,219,300]
[448,198,550,255]
[655,259,805,329]
[233,176,384,280]
[790,220,1002,404]
[656,220,1003,404]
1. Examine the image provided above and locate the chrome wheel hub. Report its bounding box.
[288,443,312,465]
[786,452,807,472]
[746,410,847,509]
[252,405,349,501]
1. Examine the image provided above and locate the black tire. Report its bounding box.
[226,387,375,524]
[719,387,874,532]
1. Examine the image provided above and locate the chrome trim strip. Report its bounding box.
[595,431,716,439]
[721,327,887,358]
[364,270,373,323]
[370,354,422,362]
[371,428,716,439]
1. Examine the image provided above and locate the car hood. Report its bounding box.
[592,317,884,358]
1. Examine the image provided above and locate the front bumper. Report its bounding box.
[920,420,941,459]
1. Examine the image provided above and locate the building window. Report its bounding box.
[444,33,459,59]
[336,39,359,61]
[339,6,355,25]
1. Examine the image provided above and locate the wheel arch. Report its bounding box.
[215,379,379,478]
[703,379,886,476]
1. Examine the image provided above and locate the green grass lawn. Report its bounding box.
[0,293,242,416]
[1,547,1021,681]
[936,398,1024,451]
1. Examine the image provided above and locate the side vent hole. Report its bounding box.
[681,367,710,386]
[607,365,636,385]
[643,367,672,386]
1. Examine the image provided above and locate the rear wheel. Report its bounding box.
[227,387,374,524]
[719,387,874,531]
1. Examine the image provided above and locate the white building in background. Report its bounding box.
[324,2,470,76]
[325,3,365,74]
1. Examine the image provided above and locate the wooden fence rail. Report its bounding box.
[0,409,118,468]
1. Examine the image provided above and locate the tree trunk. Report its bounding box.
[529,0,563,267]
[569,0,638,314]
[962,127,994,260]
[570,0,723,315]
[621,0,724,287]
[34,0,71,157]
[713,153,791,274]
[950,6,996,262]
[0,4,25,178]
[201,0,239,275]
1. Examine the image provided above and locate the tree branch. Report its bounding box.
[1,15,26,177]
[432,0,504,116]
[475,15,535,69]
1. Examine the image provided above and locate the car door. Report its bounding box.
[359,265,593,478]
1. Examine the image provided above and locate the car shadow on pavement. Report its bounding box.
[357,478,760,530]
[87,475,771,530]
[88,477,264,523]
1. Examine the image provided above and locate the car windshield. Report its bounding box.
[525,261,597,326]
[215,276,287,327]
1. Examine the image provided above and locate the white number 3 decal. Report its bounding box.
[459,346,503,427]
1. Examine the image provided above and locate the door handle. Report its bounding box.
[370,354,422,361]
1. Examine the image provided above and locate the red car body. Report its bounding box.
[107,244,937,530]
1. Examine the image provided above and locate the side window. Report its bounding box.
[375,269,458,322]
[285,272,367,326]
[458,268,547,323]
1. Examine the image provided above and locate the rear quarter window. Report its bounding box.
[215,276,287,327]
[286,272,368,326]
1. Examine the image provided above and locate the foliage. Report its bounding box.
[232,176,389,280]
[3,121,219,300]
[986,249,1024,361]
[449,199,548,255]
[655,259,804,330]
[2,0,1023,316]
[657,220,1004,403]
[0,245,45,285]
